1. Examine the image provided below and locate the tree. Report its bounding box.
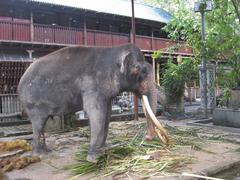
[144,0,240,107]
[161,0,240,90]
[231,0,240,23]
[137,0,194,14]
[161,58,198,105]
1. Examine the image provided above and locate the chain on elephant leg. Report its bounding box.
[32,132,47,154]
[40,132,50,152]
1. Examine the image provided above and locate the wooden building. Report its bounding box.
[0,0,194,117]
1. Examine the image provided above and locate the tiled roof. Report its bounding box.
[29,0,172,23]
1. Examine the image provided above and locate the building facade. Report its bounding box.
[0,0,193,94]
[0,0,194,117]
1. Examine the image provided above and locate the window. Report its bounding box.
[136,24,151,36]
[13,8,29,19]
[34,11,57,25]
[0,5,12,17]
[59,14,82,28]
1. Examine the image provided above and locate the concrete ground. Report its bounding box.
[1,103,240,180]
[0,102,240,180]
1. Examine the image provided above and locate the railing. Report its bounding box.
[34,24,84,44]
[0,20,192,54]
[0,94,22,125]
[0,94,22,114]
[0,20,30,41]
[135,35,193,54]
[87,30,130,47]
[112,92,134,106]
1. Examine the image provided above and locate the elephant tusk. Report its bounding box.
[142,101,147,117]
[142,95,169,144]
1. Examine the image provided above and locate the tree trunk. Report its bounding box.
[231,0,240,24]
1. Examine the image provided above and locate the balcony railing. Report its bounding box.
[0,20,30,41]
[0,20,192,54]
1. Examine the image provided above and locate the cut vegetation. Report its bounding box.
[0,139,40,173]
[67,121,218,179]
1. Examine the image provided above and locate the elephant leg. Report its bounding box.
[145,115,155,141]
[29,112,48,154]
[103,100,111,146]
[83,94,110,163]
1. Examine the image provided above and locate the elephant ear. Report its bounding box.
[120,52,140,76]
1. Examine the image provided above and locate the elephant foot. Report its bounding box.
[145,132,155,141]
[86,152,102,163]
[86,146,106,163]
[32,142,49,155]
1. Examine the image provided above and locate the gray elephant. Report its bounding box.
[18,44,159,162]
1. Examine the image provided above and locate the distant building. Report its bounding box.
[0,0,192,94]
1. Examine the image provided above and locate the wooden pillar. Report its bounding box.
[10,9,14,40]
[194,81,197,100]
[131,0,138,121]
[26,50,34,60]
[177,55,182,64]
[156,62,160,86]
[186,82,192,105]
[131,0,136,45]
[190,86,193,104]
[151,28,154,50]
[152,57,156,83]
[177,55,185,113]
[215,61,219,96]
[30,10,34,42]
[83,15,87,45]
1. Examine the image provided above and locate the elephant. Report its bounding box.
[18,44,161,162]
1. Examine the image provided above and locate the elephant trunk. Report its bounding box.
[142,74,169,144]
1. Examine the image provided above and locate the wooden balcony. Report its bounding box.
[0,20,192,55]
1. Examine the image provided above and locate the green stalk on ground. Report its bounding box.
[67,124,202,179]
[67,123,231,179]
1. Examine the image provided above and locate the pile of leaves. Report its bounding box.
[0,139,40,172]
[0,139,31,152]
[68,122,206,179]
[0,155,40,172]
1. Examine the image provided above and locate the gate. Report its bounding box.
[0,61,31,126]
[0,94,25,126]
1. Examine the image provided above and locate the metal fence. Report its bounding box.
[0,94,23,125]
[0,92,136,124]
[0,61,31,94]
[0,94,22,114]
[112,92,134,105]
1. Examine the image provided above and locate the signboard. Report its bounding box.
[194,1,212,12]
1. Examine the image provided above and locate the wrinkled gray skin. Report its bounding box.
[18,44,157,162]
[157,85,167,110]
